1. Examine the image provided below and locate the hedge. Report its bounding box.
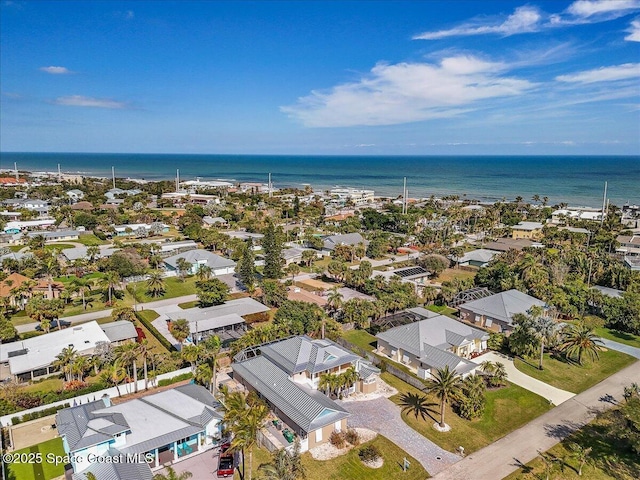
[11,403,71,425]
[157,372,192,387]
[135,311,176,352]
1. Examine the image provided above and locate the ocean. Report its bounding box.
[1,152,638,208]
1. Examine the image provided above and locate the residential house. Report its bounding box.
[112,223,169,237]
[376,313,487,380]
[232,336,379,451]
[329,188,374,206]
[458,289,547,332]
[56,384,224,477]
[371,266,431,294]
[26,229,79,241]
[159,240,198,255]
[0,321,110,382]
[483,237,540,252]
[202,216,228,228]
[511,222,544,240]
[70,201,94,211]
[321,232,367,254]
[616,235,640,256]
[453,248,498,268]
[2,198,50,217]
[101,321,139,345]
[163,248,236,276]
[165,297,269,345]
[624,256,640,271]
[3,219,56,234]
[0,272,64,307]
[66,189,85,202]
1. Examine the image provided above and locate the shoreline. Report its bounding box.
[0,167,617,210]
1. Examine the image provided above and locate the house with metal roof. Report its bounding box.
[511,221,544,240]
[232,336,379,451]
[163,248,236,276]
[376,313,487,380]
[56,384,224,477]
[458,289,547,332]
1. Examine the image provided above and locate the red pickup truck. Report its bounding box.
[217,443,235,478]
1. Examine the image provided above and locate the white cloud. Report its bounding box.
[414,1,640,40]
[413,6,542,40]
[566,0,640,18]
[281,56,535,127]
[556,63,640,83]
[626,18,640,40]
[40,66,72,75]
[53,95,127,109]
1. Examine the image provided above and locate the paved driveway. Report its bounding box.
[472,352,575,405]
[338,396,460,475]
[155,447,220,478]
[599,338,640,359]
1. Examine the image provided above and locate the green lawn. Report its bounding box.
[43,243,75,251]
[504,406,640,480]
[595,327,640,349]
[178,300,199,309]
[129,276,197,303]
[425,305,458,317]
[383,373,551,455]
[514,349,636,394]
[239,435,428,480]
[435,268,476,283]
[75,234,107,246]
[342,329,378,351]
[5,438,66,480]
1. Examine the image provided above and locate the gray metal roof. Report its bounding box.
[165,297,269,323]
[456,249,498,264]
[101,321,138,343]
[459,289,547,325]
[260,336,360,375]
[57,385,222,455]
[163,248,236,270]
[376,313,488,358]
[56,398,125,452]
[419,344,476,374]
[233,355,349,433]
[71,456,153,480]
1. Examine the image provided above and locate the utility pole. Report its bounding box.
[268,173,272,198]
[112,166,116,189]
[14,162,18,182]
[176,169,180,193]
[402,177,407,215]
[600,181,607,227]
[57,163,62,180]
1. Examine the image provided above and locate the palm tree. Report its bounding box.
[196,265,213,281]
[230,402,269,480]
[116,342,140,393]
[53,346,78,382]
[175,258,192,282]
[338,366,359,397]
[286,263,301,281]
[424,365,462,430]
[100,361,126,396]
[181,344,203,373]
[257,439,305,480]
[86,246,100,263]
[137,339,153,391]
[71,354,89,382]
[399,392,437,421]
[152,466,193,480]
[102,271,121,305]
[532,309,560,370]
[492,362,508,387]
[146,270,166,298]
[560,323,604,365]
[202,335,221,396]
[326,287,343,316]
[169,318,191,346]
[70,277,92,310]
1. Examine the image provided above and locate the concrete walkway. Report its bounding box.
[432,359,640,480]
[599,337,640,359]
[472,352,575,405]
[338,396,460,475]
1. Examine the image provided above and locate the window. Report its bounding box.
[315,429,322,443]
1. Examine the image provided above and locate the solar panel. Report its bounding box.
[394,267,429,278]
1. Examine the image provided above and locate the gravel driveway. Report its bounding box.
[338,396,460,475]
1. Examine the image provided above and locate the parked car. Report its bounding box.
[216,451,235,478]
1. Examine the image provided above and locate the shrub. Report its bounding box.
[345,428,360,446]
[13,393,42,410]
[62,380,88,391]
[329,430,346,449]
[11,403,71,425]
[358,445,381,462]
[157,372,192,387]
[487,332,506,352]
[135,311,175,352]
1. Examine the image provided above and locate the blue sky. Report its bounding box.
[1,0,639,155]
